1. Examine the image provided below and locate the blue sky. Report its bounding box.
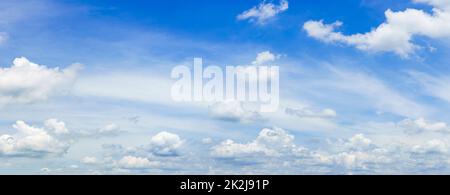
[1,0,450,174]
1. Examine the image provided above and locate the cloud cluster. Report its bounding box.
[0,57,81,105]
[237,0,288,25]
[303,0,450,57]
[0,120,70,157]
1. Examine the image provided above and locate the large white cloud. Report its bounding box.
[237,0,288,25]
[303,0,450,58]
[0,120,70,157]
[0,57,81,105]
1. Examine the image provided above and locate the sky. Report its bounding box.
[1,0,450,174]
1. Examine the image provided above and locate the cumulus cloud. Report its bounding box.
[285,107,337,118]
[0,120,70,157]
[147,131,183,156]
[209,100,264,123]
[116,156,159,169]
[44,119,69,134]
[252,51,278,65]
[399,118,449,134]
[303,0,450,57]
[212,127,299,158]
[0,57,81,105]
[237,0,288,24]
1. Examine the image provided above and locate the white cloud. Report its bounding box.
[0,57,81,105]
[326,68,428,117]
[0,120,69,157]
[409,71,450,104]
[98,123,121,136]
[117,156,159,169]
[346,134,373,150]
[303,0,450,57]
[44,118,69,134]
[209,100,264,123]
[285,107,337,118]
[81,156,99,165]
[399,118,449,134]
[148,131,183,156]
[412,139,448,154]
[211,127,297,158]
[252,51,278,65]
[237,0,288,24]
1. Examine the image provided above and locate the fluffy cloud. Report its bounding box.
[398,118,449,134]
[0,57,81,105]
[303,0,450,57]
[252,51,278,65]
[209,100,264,123]
[237,0,288,24]
[285,107,337,118]
[147,131,183,156]
[212,127,299,158]
[117,156,159,169]
[44,119,69,134]
[0,120,70,157]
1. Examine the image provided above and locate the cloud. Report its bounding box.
[211,127,299,158]
[0,120,70,157]
[0,32,7,44]
[116,156,159,169]
[285,107,337,118]
[303,0,450,57]
[252,51,278,65]
[399,118,449,134]
[209,100,264,123]
[412,139,448,154]
[409,71,450,104]
[346,134,374,151]
[0,57,81,105]
[147,131,183,156]
[97,123,121,136]
[44,119,69,134]
[237,0,288,25]
[81,156,99,165]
